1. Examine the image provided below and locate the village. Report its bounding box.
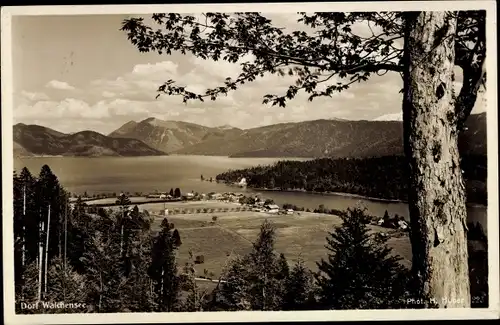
[148,191,292,217]
[75,186,410,235]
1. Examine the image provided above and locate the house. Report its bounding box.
[237,178,247,187]
[210,193,223,200]
[159,194,166,199]
[265,204,280,214]
[164,209,169,216]
[286,209,294,215]
[398,220,409,230]
[186,192,195,198]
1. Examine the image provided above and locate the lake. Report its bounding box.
[14,155,488,233]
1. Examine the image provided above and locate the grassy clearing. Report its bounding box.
[140,200,239,213]
[83,196,154,204]
[151,210,412,278]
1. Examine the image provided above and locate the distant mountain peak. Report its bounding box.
[141,117,161,124]
[13,123,165,157]
[217,124,236,130]
[372,113,403,121]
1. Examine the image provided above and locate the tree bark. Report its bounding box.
[38,218,44,301]
[44,205,51,296]
[22,186,26,268]
[403,12,470,308]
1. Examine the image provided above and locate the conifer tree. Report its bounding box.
[37,165,65,261]
[246,220,283,310]
[148,218,182,312]
[17,168,38,264]
[66,197,91,274]
[80,230,125,312]
[315,208,411,309]
[215,220,288,311]
[39,257,89,313]
[119,228,156,312]
[283,256,316,310]
[214,255,252,311]
[115,193,132,258]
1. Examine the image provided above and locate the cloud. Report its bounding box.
[15,98,109,122]
[132,61,178,75]
[20,90,50,101]
[46,80,76,90]
[102,91,115,98]
[373,113,402,121]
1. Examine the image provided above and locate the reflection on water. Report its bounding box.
[14,155,487,233]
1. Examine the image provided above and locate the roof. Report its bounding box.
[266,204,280,209]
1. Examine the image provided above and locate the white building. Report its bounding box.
[265,204,280,214]
[238,178,248,187]
[398,220,409,230]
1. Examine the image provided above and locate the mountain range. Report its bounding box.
[13,124,164,157]
[14,112,486,158]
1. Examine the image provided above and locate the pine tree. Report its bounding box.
[148,218,182,312]
[13,171,25,298]
[214,255,252,311]
[39,257,89,314]
[17,168,38,265]
[283,256,316,310]
[277,253,290,281]
[215,220,288,311]
[80,220,125,313]
[119,228,156,312]
[66,197,91,274]
[246,220,283,310]
[315,208,411,309]
[37,165,65,261]
[115,193,132,259]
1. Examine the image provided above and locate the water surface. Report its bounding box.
[14,155,487,233]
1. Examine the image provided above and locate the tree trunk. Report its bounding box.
[403,11,470,308]
[22,186,26,268]
[38,218,44,301]
[64,201,68,270]
[44,205,51,296]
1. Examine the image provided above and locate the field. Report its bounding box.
[149,202,413,280]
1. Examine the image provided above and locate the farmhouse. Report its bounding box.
[264,204,280,214]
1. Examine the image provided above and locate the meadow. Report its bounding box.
[147,202,413,280]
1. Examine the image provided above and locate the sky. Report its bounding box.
[11,13,487,134]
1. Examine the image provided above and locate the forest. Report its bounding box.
[216,155,487,205]
[13,165,488,313]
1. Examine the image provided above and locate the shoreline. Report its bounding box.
[219,184,487,208]
[249,187,405,204]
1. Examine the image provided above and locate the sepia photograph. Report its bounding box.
[1,1,499,323]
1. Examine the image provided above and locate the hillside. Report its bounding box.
[216,154,487,205]
[109,117,243,153]
[173,113,486,158]
[13,141,33,158]
[13,124,166,157]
